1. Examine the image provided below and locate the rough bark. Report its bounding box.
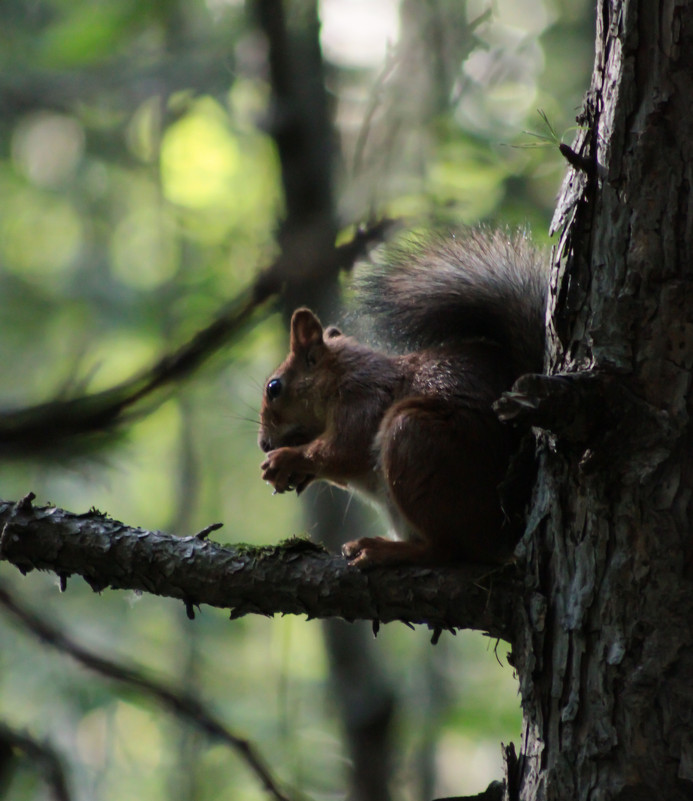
[513,1,693,799]
[0,496,516,638]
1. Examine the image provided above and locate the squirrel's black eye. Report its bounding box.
[266,378,282,401]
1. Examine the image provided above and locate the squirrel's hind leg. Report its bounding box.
[341,536,435,568]
[343,396,512,568]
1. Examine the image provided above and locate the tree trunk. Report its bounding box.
[515,0,693,798]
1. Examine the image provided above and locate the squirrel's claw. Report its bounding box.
[295,476,314,495]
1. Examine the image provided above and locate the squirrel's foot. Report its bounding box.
[342,537,440,569]
[342,537,390,568]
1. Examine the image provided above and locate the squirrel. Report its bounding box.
[258,228,547,568]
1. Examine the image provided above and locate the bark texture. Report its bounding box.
[0,496,516,638]
[514,1,693,799]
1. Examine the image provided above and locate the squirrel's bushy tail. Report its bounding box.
[357,227,548,376]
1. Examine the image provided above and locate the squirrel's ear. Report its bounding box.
[290,308,324,353]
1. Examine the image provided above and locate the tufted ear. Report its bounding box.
[290,308,325,358]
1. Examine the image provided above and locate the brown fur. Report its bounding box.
[259,230,546,568]
[260,309,521,567]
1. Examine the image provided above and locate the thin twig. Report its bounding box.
[0,722,71,801]
[0,582,295,801]
[351,45,401,179]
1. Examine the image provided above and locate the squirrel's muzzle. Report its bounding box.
[258,434,272,453]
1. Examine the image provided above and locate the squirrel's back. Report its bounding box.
[357,228,548,378]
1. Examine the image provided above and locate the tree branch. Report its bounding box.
[0,220,391,462]
[0,722,71,801]
[0,495,516,640]
[0,583,293,801]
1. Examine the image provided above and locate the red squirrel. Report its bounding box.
[258,229,547,568]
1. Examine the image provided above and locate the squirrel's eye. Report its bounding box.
[266,378,282,401]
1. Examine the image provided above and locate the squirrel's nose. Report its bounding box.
[258,435,272,453]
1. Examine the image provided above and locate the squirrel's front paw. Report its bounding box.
[261,448,314,494]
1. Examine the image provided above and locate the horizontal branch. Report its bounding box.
[0,496,516,639]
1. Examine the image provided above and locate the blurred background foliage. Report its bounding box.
[0,0,594,799]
